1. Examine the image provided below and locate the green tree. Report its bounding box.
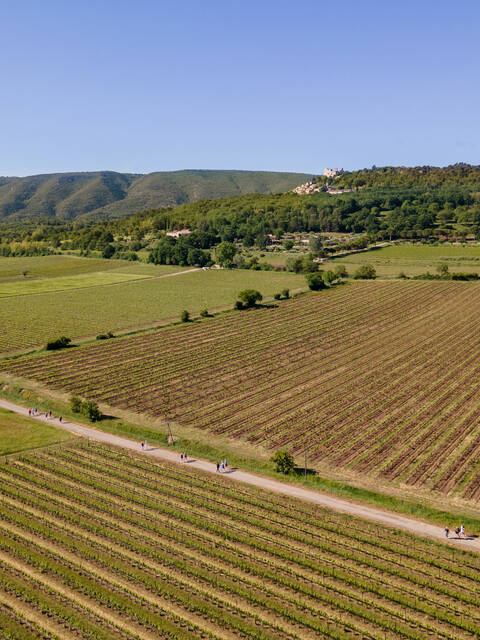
[306,272,327,290]
[237,289,263,308]
[216,241,237,267]
[70,396,83,414]
[271,449,295,474]
[436,262,449,277]
[286,255,318,274]
[353,264,376,279]
[334,264,348,278]
[181,310,190,322]
[283,239,294,250]
[281,288,290,299]
[309,235,322,254]
[323,270,336,284]
[102,244,115,259]
[83,400,102,422]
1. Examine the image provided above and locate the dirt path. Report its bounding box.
[1,397,478,553]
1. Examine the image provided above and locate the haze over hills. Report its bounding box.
[0,169,312,222]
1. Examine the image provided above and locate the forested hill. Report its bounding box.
[331,163,480,189]
[0,169,312,222]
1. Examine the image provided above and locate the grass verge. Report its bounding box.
[0,406,74,455]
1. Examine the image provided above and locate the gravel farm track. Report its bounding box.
[1,397,479,553]
[5,280,480,500]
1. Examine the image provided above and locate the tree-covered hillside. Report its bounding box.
[331,163,480,189]
[3,164,480,260]
[0,169,312,221]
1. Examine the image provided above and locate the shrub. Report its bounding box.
[200,308,209,318]
[96,331,115,340]
[436,262,449,276]
[274,293,281,300]
[271,449,295,474]
[234,300,244,310]
[237,289,262,308]
[281,288,290,299]
[70,396,83,414]
[181,310,190,323]
[46,336,71,351]
[306,272,327,291]
[70,396,102,422]
[353,264,376,279]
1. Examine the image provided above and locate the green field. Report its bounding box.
[0,407,71,455]
[0,440,478,639]
[0,255,187,281]
[0,255,128,281]
[325,243,480,278]
[0,270,151,297]
[0,263,305,353]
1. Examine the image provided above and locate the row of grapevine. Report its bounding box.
[0,442,479,639]
[5,281,480,498]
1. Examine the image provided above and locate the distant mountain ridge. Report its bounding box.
[0,169,312,222]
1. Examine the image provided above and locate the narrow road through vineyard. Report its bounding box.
[0,397,478,553]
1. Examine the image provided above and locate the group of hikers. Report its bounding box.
[445,525,465,538]
[139,441,230,473]
[28,408,62,422]
[216,459,228,472]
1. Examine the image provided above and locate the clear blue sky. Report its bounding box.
[1,0,478,176]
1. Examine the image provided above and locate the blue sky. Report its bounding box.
[0,0,478,175]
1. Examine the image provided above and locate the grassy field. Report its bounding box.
[0,270,150,297]
[324,243,480,278]
[0,265,305,353]
[0,440,478,639]
[0,407,72,455]
[0,255,134,281]
[10,280,480,502]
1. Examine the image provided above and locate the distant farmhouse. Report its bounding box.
[166,228,191,238]
[323,168,344,178]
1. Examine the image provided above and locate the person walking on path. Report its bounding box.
[460,525,465,537]
[180,453,184,462]
[59,416,62,423]
[141,441,144,450]
[28,408,31,416]
[184,452,187,461]
[455,526,460,538]
[445,527,449,538]
[216,462,220,472]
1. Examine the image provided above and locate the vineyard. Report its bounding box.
[0,441,479,639]
[0,266,304,353]
[6,280,480,500]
